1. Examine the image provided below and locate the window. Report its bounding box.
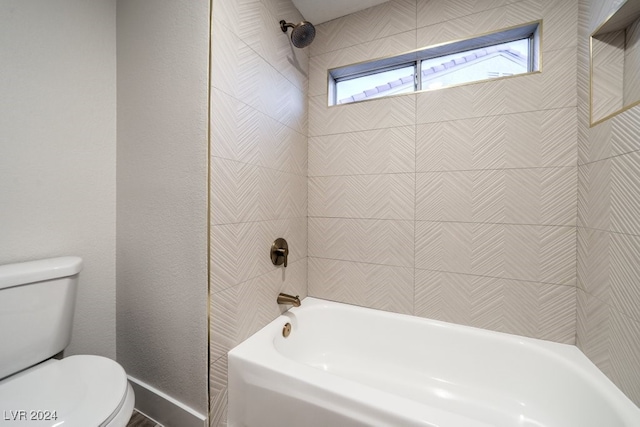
[329,22,540,106]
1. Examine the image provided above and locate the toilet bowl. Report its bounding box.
[0,356,134,427]
[0,257,135,427]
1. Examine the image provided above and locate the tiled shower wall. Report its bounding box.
[208,0,309,424]
[308,0,579,342]
[576,0,640,406]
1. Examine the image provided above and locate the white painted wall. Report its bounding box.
[116,0,209,418]
[2,0,209,420]
[0,0,117,358]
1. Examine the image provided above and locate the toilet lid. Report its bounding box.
[0,355,128,427]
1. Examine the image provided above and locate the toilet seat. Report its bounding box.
[0,355,130,427]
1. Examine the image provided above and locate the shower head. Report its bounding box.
[280,20,316,48]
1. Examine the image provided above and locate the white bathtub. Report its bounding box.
[228,297,640,427]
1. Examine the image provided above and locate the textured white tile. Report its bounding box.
[575,287,588,350]
[416,168,576,226]
[210,217,307,293]
[416,172,473,222]
[576,227,611,302]
[503,113,541,169]
[210,157,306,225]
[608,306,640,406]
[415,222,576,284]
[503,281,544,337]
[504,169,542,224]
[415,222,474,274]
[211,88,307,175]
[309,93,416,136]
[417,108,577,171]
[416,83,476,124]
[577,98,591,165]
[211,18,307,134]
[211,0,243,34]
[609,232,640,322]
[310,0,417,56]
[502,47,578,113]
[576,288,613,373]
[416,120,475,172]
[611,107,640,157]
[209,355,227,427]
[540,46,579,110]
[415,0,565,49]
[309,217,414,267]
[416,0,516,28]
[309,126,415,176]
[577,164,590,228]
[309,173,415,220]
[212,1,308,93]
[576,159,612,230]
[503,224,542,281]
[543,0,579,51]
[416,9,504,48]
[415,270,576,342]
[611,151,640,236]
[418,0,578,50]
[472,79,507,117]
[209,0,309,424]
[539,108,579,167]
[492,109,577,171]
[538,223,577,285]
[308,257,414,314]
[504,280,576,343]
[501,71,540,114]
[575,0,640,408]
[591,31,625,124]
[210,258,307,361]
[537,167,578,226]
[235,0,308,92]
[415,269,498,327]
[576,289,640,407]
[473,169,508,223]
[262,0,307,21]
[583,114,613,164]
[575,225,587,291]
[211,17,260,95]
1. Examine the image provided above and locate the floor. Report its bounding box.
[127,410,162,427]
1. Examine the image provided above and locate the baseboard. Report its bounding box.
[128,376,207,427]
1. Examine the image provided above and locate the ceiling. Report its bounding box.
[291,0,391,24]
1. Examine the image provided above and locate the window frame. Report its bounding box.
[328,21,541,106]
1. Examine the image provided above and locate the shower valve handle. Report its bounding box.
[271,238,289,268]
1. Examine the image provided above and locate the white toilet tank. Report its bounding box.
[0,257,83,380]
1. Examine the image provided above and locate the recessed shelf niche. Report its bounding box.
[590,0,640,126]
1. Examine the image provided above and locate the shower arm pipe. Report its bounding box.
[280,20,294,32]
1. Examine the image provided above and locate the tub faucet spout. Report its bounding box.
[277,292,301,307]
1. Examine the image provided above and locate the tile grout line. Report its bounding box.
[308,255,577,287]
[307,103,579,138]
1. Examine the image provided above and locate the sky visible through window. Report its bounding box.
[335,38,530,104]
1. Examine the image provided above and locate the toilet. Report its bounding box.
[0,257,135,427]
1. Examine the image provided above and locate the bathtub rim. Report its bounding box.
[228,297,640,426]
